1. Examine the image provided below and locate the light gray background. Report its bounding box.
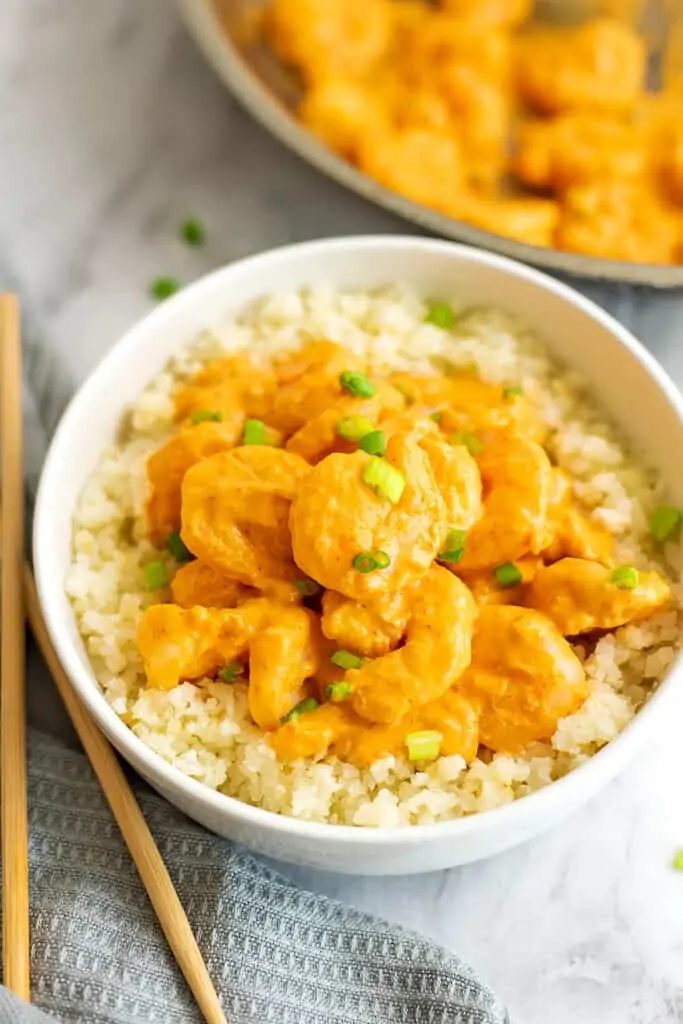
[3,3,683,1022]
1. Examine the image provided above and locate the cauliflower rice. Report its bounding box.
[66,286,683,827]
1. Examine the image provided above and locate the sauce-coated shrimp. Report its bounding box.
[289,434,447,604]
[268,341,365,435]
[347,565,477,723]
[181,446,310,599]
[320,590,405,658]
[458,436,553,570]
[460,604,587,752]
[527,558,671,635]
[174,354,276,425]
[137,599,320,729]
[171,560,254,609]
[285,382,404,463]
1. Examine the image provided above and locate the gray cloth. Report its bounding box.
[1,732,508,1024]
[0,264,511,1024]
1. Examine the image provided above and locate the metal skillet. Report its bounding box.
[179,0,683,287]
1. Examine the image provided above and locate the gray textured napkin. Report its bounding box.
[0,279,510,1024]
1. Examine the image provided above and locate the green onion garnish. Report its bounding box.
[294,578,322,597]
[451,432,484,456]
[362,457,406,504]
[502,385,524,400]
[330,650,365,670]
[149,277,180,301]
[337,415,375,442]
[352,550,391,573]
[241,419,280,446]
[429,411,443,424]
[438,528,467,565]
[165,531,194,563]
[325,682,353,703]
[280,697,320,724]
[219,662,244,684]
[359,430,387,457]
[650,505,683,544]
[339,371,376,399]
[673,847,683,871]
[180,217,206,247]
[425,301,455,329]
[494,562,523,588]
[610,566,639,590]
[405,730,443,762]
[145,560,168,590]
[190,409,223,425]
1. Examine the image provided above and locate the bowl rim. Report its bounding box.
[34,234,683,847]
[178,0,683,289]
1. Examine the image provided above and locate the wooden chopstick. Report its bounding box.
[22,565,227,1024]
[0,294,30,1000]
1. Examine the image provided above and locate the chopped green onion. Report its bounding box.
[145,560,167,590]
[406,730,443,762]
[281,697,320,724]
[337,415,375,442]
[438,528,468,565]
[294,578,323,597]
[165,531,194,563]
[362,457,406,504]
[330,650,365,671]
[359,430,387,457]
[425,301,455,329]
[494,562,523,588]
[190,409,222,425]
[429,411,443,424]
[219,662,244,684]
[673,847,683,871]
[241,418,280,446]
[650,505,683,544]
[352,550,391,573]
[339,371,376,399]
[149,277,180,301]
[451,432,483,456]
[325,682,352,703]
[180,217,206,247]
[502,385,524,400]
[611,566,639,590]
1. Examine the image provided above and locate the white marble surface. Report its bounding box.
[4,2,683,1021]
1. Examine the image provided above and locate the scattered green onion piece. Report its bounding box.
[429,411,443,424]
[337,415,375,442]
[494,562,523,588]
[190,409,222,425]
[353,553,378,573]
[219,662,244,684]
[451,432,483,456]
[339,370,376,399]
[294,578,323,597]
[145,560,168,590]
[362,457,406,504]
[373,550,391,569]
[438,528,468,565]
[650,505,683,544]
[425,301,455,329]
[165,531,194,563]
[281,697,320,724]
[330,650,365,671]
[673,847,683,871]
[610,566,639,590]
[406,730,443,762]
[149,277,180,301]
[359,430,387,457]
[180,217,206,247]
[325,682,353,703]
[502,385,524,400]
[241,418,280,446]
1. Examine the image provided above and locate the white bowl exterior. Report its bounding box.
[34,237,683,875]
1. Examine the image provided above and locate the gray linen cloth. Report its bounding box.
[0,282,512,1024]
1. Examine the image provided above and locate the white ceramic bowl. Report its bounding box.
[34,237,683,876]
